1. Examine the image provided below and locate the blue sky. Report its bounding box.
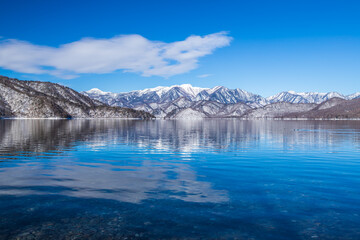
[0,0,359,96]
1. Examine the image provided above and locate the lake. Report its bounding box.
[0,119,360,239]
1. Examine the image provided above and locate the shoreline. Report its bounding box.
[1,117,360,121]
[0,117,151,120]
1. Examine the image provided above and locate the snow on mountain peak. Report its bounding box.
[348,92,360,99]
[179,83,193,88]
[84,84,360,112]
[87,88,109,95]
[177,84,209,96]
[132,84,208,97]
[207,86,223,94]
[137,86,171,97]
[266,90,349,104]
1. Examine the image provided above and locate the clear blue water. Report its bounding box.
[0,119,360,239]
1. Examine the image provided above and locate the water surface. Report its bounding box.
[0,119,360,239]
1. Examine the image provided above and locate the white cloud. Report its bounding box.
[198,74,213,78]
[0,32,232,79]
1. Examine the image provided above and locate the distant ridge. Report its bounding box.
[83,84,360,119]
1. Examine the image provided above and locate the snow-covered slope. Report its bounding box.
[85,85,360,108]
[282,98,360,119]
[83,84,267,108]
[84,84,360,118]
[83,84,267,118]
[242,102,317,119]
[0,76,153,119]
[267,91,349,104]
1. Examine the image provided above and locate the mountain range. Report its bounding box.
[83,84,360,119]
[0,76,153,119]
[1,75,360,119]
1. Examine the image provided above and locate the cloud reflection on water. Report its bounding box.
[0,119,360,204]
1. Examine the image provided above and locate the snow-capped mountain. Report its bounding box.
[267,91,348,104]
[83,84,360,119]
[85,85,360,107]
[83,84,267,108]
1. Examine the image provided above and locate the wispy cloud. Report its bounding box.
[0,32,232,79]
[197,74,213,78]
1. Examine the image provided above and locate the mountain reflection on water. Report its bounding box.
[0,120,233,204]
[1,119,360,154]
[0,119,360,239]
